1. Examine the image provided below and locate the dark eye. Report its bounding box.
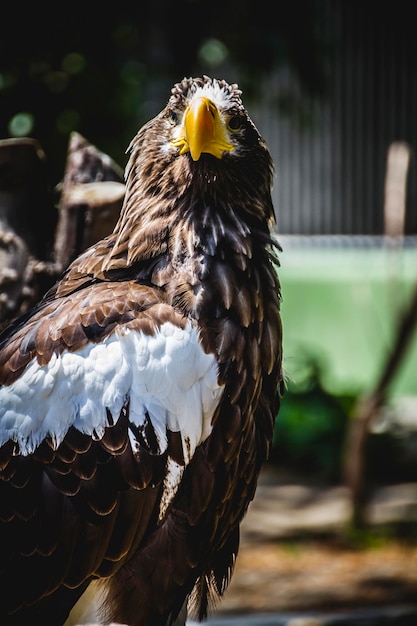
[167,110,178,125]
[228,116,242,131]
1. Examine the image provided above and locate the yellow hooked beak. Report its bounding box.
[171,97,234,161]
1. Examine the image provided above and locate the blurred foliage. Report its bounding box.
[273,352,417,485]
[0,1,329,185]
[272,354,356,482]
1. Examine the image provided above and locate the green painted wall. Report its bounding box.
[278,244,417,398]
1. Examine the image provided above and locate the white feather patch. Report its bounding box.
[0,322,224,488]
[159,456,185,521]
[190,81,234,111]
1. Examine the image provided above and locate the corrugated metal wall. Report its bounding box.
[253,1,417,235]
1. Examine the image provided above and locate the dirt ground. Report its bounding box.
[220,539,417,614]
[68,465,417,625]
[216,466,417,616]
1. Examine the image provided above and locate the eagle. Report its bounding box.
[0,76,283,626]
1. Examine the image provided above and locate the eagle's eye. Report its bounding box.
[228,116,242,131]
[167,110,178,125]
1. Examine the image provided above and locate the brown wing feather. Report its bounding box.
[0,279,186,623]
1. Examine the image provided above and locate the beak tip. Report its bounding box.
[190,151,201,162]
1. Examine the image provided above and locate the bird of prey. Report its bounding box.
[0,75,283,626]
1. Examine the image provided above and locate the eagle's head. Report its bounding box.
[123,75,275,218]
[91,75,277,283]
[168,76,248,161]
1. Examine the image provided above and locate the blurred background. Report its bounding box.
[2,1,417,622]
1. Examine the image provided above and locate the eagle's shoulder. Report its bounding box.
[0,278,224,505]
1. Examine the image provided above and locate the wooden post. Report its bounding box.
[53,132,125,271]
[344,141,416,528]
[0,133,125,330]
